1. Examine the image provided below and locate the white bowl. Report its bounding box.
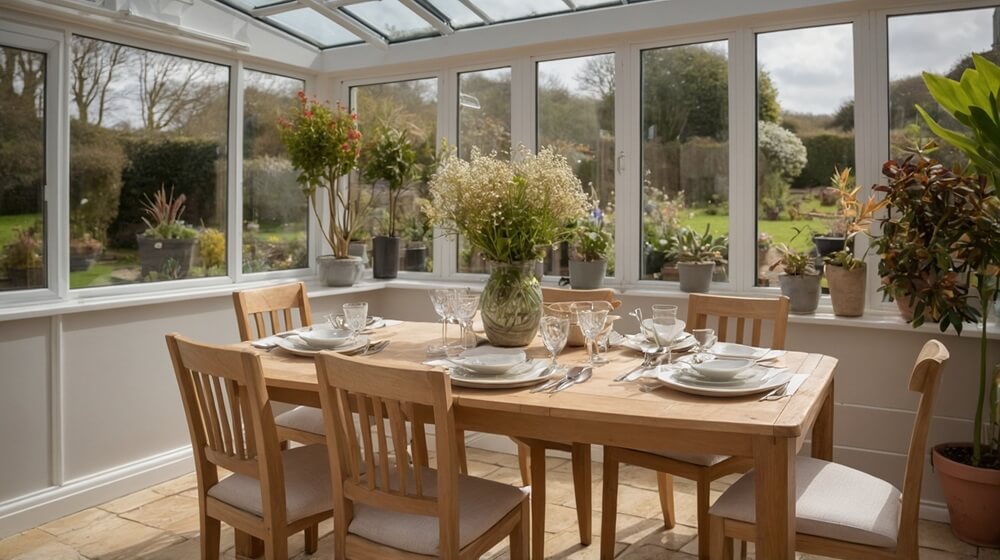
[641,318,686,344]
[689,358,754,381]
[298,327,353,349]
[448,350,526,375]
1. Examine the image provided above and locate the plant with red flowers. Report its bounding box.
[278,91,366,258]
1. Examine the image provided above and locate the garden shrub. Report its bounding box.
[756,121,807,181]
[198,228,226,269]
[70,122,126,242]
[243,156,307,227]
[793,133,855,189]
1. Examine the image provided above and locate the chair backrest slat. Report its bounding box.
[316,351,460,556]
[542,287,622,309]
[233,282,313,342]
[897,340,949,552]
[686,294,790,350]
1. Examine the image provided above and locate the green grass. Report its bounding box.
[70,263,118,289]
[0,214,41,247]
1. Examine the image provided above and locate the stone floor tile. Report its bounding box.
[979,547,1000,559]
[920,520,980,556]
[616,542,696,559]
[619,520,697,551]
[918,546,978,560]
[0,529,57,558]
[466,447,522,469]
[39,508,115,537]
[55,515,183,560]
[467,459,502,478]
[100,488,169,514]
[150,472,199,496]
[120,495,202,537]
[599,485,665,519]
[10,539,85,559]
[540,530,625,559]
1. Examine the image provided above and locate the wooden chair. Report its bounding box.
[601,294,790,559]
[541,286,623,309]
[708,339,950,560]
[165,334,332,560]
[232,282,325,446]
[315,350,529,559]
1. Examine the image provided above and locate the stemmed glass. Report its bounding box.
[539,315,569,372]
[573,302,614,365]
[342,302,368,342]
[577,308,609,367]
[452,292,481,350]
[427,289,455,354]
[651,304,679,364]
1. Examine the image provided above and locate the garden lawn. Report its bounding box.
[680,196,841,253]
[0,214,41,247]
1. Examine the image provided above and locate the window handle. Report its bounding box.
[617,150,625,174]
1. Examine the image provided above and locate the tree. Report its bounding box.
[831,100,854,131]
[757,70,781,123]
[70,37,126,126]
[136,50,218,131]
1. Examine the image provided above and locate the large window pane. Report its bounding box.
[640,41,729,282]
[537,54,615,278]
[457,67,511,273]
[69,36,230,288]
[351,78,439,273]
[243,70,308,273]
[0,46,46,291]
[755,24,854,287]
[888,7,998,164]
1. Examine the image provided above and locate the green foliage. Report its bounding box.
[641,45,732,142]
[140,187,198,240]
[573,199,612,262]
[831,100,855,132]
[770,243,816,276]
[824,249,863,271]
[793,134,856,188]
[676,225,727,264]
[2,226,42,269]
[362,128,418,237]
[757,70,782,124]
[0,48,45,217]
[757,121,808,181]
[70,121,126,242]
[759,171,791,220]
[198,228,226,269]
[242,156,307,227]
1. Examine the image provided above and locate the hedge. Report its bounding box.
[793,133,855,189]
[70,122,126,242]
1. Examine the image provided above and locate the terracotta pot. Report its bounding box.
[826,263,866,317]
[932,443,1000,547]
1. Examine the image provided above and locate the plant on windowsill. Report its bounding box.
[770,238,820,314]
[675,225,727,294]
[569,194,613,289]
[278,91,366,287]
[362,127,418,279]
[136,186,198,280]
[885,52,1000,546]
[426,144,588,346]
[401,212,432,272]
[821,167,889,317]
[2,226,43,288]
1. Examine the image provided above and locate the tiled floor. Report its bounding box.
[1,447,996,559]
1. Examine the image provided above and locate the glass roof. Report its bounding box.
[215,0,652,49]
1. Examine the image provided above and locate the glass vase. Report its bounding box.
[481,261,543,347]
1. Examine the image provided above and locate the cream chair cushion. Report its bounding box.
[655,451,730,466]
[349,468,527,556]
[709,456,900,548]
[275,405,324,435]
[208,444,332,523]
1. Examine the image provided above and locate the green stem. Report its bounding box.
[973,272,990,466]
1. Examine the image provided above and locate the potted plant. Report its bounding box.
[362,127,418,279]
[880,53,1000,546]
[136,187,198,279]
[822,167,889,317]
[401,212,431,272]
[2,226,43,288]
[427,145,588,346]
[278,92,367,286]
[771,242,821,314]
[569,196,612,289]
[69,233,103,273]
[675,225,726,293]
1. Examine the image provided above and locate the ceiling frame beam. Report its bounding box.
[562,0,577,9]
[298,0,388,48]
[398,0,454,35]
[253,0,370,17]
[457,0,492,24]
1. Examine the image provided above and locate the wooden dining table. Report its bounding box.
[247,320,837,560]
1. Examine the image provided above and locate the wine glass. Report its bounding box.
[651,304,679,363]
[342,302,368,342]
[577,308,609,367]
[539,315,569,371]
[427,289,454,354]
[452,292,481,350]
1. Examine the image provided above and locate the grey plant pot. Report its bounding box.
[779,273,822,314]
[317,255,364,287]
[677,262,715,293]
[136,236,196,278]
[348,241,368,265]
[569,259,607,289]
[372,236,400,279]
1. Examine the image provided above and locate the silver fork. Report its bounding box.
[759,382,790,401]
[615,352,655,382]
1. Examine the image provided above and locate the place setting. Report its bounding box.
[251,302,392,357]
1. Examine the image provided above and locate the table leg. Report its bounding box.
[234,529,263,558]
[812,380,834,461]
[530,444,547,560]
[752,435,795,560]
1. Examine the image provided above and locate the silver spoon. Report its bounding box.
[551,366,592,393]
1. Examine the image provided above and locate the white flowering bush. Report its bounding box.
[757,121,807,181]
[427,145,588,263]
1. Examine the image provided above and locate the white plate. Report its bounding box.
[707,342,774,360]
[655,366,791,397]
[331,315,385,330]
[641,319,687,344]
[690,358,755,381]
[298,327,353,349]
[621,333,697,353]
[274,335,369,357]
[449,360,558,389]
[447,347,527,375]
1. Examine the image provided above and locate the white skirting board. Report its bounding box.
[0,434,950,541]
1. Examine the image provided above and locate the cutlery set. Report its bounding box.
[530,366,593,393]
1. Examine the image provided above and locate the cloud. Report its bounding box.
[757,24,854,115]
[888,7,995,79]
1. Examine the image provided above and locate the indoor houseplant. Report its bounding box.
[886,53,1000,546]
[427,145,587,346]
[675,225,726,293]
[771,241,821,314]
[823,167,888,317]
[362,127,417,279]
[278,92,366,286]
[401,212,432,272]
[569,196,612,289]
[136,187,198,279]
[2,226,43,288]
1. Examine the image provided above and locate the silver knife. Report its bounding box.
[531,366,579,393]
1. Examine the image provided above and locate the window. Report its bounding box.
[888,7,998,164]
[639,41,730,282]
[0,45,46,292]
[457,67,511,273]
[537,53,615,278]
[755,24,854,287]
[69,36,230,288]
[351,78,439,273]
[242,69,308,273]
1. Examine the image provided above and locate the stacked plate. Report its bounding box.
[655,354,790,397]
[445,347,559,389]
[620,319,697,353]
[273,327,369,357]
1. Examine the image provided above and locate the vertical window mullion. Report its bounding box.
[229,61,244,284]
